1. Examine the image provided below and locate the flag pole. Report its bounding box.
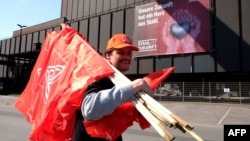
[105,59,204,141]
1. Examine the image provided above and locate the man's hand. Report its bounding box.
[131,79,154,96]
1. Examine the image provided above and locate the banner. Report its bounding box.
[134,0,210,57]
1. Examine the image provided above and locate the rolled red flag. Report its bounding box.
[143,67,175,91]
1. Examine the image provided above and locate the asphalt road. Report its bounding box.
[1,95,250,141]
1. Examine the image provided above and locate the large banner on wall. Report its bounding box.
[134,0,210,57]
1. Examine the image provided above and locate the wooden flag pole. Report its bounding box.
[133,98,175,141]
[136,93,203,141]
[109,68,175,140]
[138,92,194,130]
[105,60,203,141]
[109,71,174,140]
[135,94,176,127]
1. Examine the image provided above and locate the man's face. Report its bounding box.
[106,47,133,72]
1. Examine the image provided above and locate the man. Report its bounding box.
[73,34,154,141]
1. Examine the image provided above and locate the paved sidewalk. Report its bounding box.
[1,95,250,141]
[2,95,250,126]
[0,95,18,105]
[159,101,250,126]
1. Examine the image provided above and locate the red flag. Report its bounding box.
[13,24,114,141]
[143,67,175,91]
[84,102,150,140]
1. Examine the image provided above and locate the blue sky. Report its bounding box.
[0,0,61,39]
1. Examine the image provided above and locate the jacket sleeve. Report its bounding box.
[81,80,134,121]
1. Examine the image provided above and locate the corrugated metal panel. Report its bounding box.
[79,19,89,38]
[194,55,214,72]
[241,0,250,71]
[66,0,73,20]
[155,57,172,71]
[88,17,99,50]
[100,14,111,53]
[174,56,191,73]
[112,11,124,34]
[215,0,240,72]
[139,58,154,74]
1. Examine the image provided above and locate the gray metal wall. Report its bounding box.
[214,0,250,72]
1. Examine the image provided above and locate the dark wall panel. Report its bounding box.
[79,19,89,38]
[90,0,96,16]
[5,39,10,54]
[135,0,144,3]
[127,0,135,5]
[103,0,111,12]
[174,56,191,73]
[111,0,118,9]
[118,0,126,7]
[194,55,214,72]
[139,58,154,74]
[0,41,2,53]
[88,17,99,50]
[77,0,84,18]
[0,40,6,75]
[126,58,137,75]
[26,33,33,52]
[39,30,46,44]
[72,0,78,20]
[66,0,73,20]
[215,0,240,72]
[1,40,6,54]
[10,38,16,54]
[125,8,135,38]
[155,57,172,71]
[126,8,138,74]
[0,64,3,77]
[15,37,20,54]
[33,32,39,44]
[61,0,68,18]
[70,22,79,31]
[96,0,104,14]
[241,0,250,71]
[20,35,26,53]
[100,14,111,54]
[83,0,90,17]
[112,11,124,34]
[0,41,2,77]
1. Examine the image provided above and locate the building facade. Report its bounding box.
[0,0,250,103]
